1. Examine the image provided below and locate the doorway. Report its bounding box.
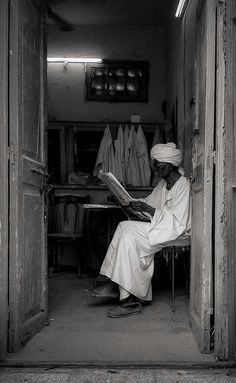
[1,0,235,364]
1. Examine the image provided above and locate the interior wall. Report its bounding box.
[166,1,197,176]
[166,17,184,143]
[47,25,167,123]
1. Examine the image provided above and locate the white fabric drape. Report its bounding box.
[93,126,115,176]
[124,125,140,186]
[114,125,125,183]
[136,125,151,186]
[94,124,153,186]
[123,125,130,184]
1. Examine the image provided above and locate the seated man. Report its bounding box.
[93,142,191,318]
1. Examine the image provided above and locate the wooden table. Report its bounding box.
[83,203,122,247]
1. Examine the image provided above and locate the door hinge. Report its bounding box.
[210,307,214,315]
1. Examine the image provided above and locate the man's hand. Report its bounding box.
[130,200,155,217]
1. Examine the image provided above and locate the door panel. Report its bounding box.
[0,0,9,360]
[22,4,42,160]
[9,0,47,351]
[190,0,216,353]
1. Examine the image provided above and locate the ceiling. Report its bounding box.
[47,0,174,26]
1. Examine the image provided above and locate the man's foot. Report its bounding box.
[120,294,136,304]
[107,301,143,318]
[120,294,152,306]
[92,280,119,299]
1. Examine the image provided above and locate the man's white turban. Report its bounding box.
[150,142,184,174]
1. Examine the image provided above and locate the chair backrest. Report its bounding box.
[49,191,89,234]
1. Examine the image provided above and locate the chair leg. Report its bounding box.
[77,262,82,278]
[52,241,57,272]
[93,278,96,289]
[77,240,87,279]
[83,239,89,275]
[171,247,175,312]
[183,254,189,290]
[53,241,61,273]
[77,242,82,278]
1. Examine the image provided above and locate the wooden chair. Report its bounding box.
[48,191,90,277]
[161,237,191,312]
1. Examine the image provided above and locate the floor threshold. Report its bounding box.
[1,360,236,369]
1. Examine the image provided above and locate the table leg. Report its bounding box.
[107,215,111,248]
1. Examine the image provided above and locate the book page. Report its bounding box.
[99,170,151,222]
[99,170,134,206]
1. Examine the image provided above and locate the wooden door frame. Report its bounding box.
[214,0,236,361]
[227,0,236,361]
[190,0,216,354]
[0,0,9,360]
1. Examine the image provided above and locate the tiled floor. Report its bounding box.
[0,368,236,383]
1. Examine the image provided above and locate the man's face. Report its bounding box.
[153,160,172,179]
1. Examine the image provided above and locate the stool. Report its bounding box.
[162,238,190,312]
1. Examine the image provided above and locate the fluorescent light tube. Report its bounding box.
[175,0,189,18]
[47,57,102,63]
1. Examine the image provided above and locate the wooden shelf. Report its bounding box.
[48,121,165,185]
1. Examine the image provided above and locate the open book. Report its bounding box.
[99,170,151,222]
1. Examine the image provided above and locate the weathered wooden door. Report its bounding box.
[0,0,10,360]
[8,0,47,351]
[190,0,216,353]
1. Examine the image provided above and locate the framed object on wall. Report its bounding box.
[85,61,149,102]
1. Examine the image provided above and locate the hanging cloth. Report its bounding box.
[124,124,130,143]
[107,128,116,174]
[114,125,125,183]
[124,125,140,186]
[150,125,165,186]
[123,125,130,184]
[151,125,164,148]
[136,125,151,186]
[93,125,115,176]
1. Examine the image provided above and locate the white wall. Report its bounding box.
[47,25,167,123]
[166,1,197,176]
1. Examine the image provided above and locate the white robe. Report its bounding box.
[124,125,140,186]
[136,125,151,186]
[123,125,130,184]
[93,126,115,176]
[114,125,125,183]
[100,176,191,301]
